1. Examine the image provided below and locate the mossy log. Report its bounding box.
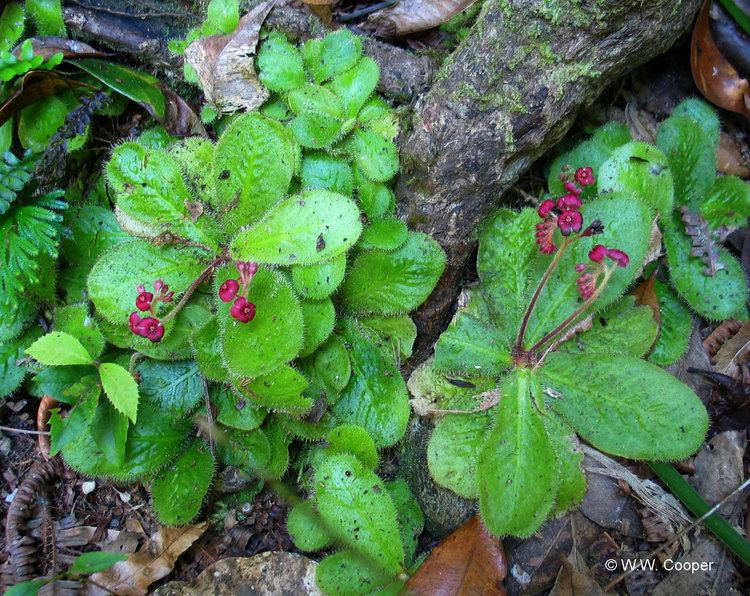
[398,0,702,358]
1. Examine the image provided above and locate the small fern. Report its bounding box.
[0,191,65,309]
[0,150,36,214]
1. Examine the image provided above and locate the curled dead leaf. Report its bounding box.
[405,515,507,595]
[21,36,110,60]
[713,321,750,378]
[85,523,208,596]
[633,273,661,328]
[365,0,479,37]
[185,2,274,115]
[704,319,744,357]
[691,1,750,118]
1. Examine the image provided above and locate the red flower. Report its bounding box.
[557,210,583,236]
[576,273,597,300]
[133,316,165,342]
[537,199,555,218]
[135,291,153,312]
[219,279,240,302]
[230,296,256,323]
[563,181,582,196]
[556,194,582,212]
[575,167,595,187]
[588,244,608,263]
[607,248,630,268]
[535,220,557,254]
[129,312,142,334]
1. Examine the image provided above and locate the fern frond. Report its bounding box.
[0,150,36,214]
[0,191,65,309]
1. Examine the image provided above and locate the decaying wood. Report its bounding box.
[397,0,703,358]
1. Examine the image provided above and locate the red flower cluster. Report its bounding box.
[575,244,630,299]
[220,261,259,324]
[536,167,598,253]
[129,280,173,342]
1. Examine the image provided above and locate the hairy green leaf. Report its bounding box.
[291,253,347,299]
[649,279,692,366]
[699,175,750,228]
[327,424,379,469]
[287,500,332,552]
[137,359,203,417]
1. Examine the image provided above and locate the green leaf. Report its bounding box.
[349,129,398,182]
[327,424,379,469]
[597,141,674,214]
[289,111,344,149]
[169,137,216,207]
[2,326,42,398]
[433,288,512,376]
[191,317,229,382]
[90,400,129,467]
[315,453,404,573]
[664,215,748,319]
[28,365,93,404]
[477,369,558,537]
[354,167,395,219]
[213,384,267,430]
[26,331,93,366]
[289,84,344,120]
[699,175,750,228]
[214,113,296,234]
[4,580,46,596]
[26,0,65,36]
[106,142,218,248]
[230,190,362,266]
[541,408,586,516]
[357,218,408,251]
[61,403,192,481]
[407,357,498,412]
[649,279,692,366]
[300,153,353,196]
[300,298,335,357]
[291,254,347,300]
[342,232,445,315]
[232,365,311,414]
[560,296,657,359]
[428,410,492,499]
[136,360,203,417]
[19,95,87,153]
[287,500,332,551]
[151,438,214,525]
[316,551,398,596]
[541,351,709,460]
[333,320,409,447]
[71,59,166,120]
[49,376,100,456]
[360,314,417,360]
[0,4,25,53]
[99,362,139,423]
[257,32,306,92]
[310,29,363,82]
[327,57,379,119]
[68,551,128,576]
[656,114,715,211]
[385,479,424,564]
[264,416,291,478]
[201,0,238,35]
[218,428,270,475]
[54,304,105,360]
[88,241,204,325]
[357,97,399,140]
[671,98,720,145]
[0,150,34,215]
[313,334,351,392]
[219,268,304,378]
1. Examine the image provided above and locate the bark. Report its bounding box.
[398,0,703,359]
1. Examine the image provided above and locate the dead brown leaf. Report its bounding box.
[366,0,478,37]
[713,321,750,378]
[185,2,273,115]
[22,36,110,60]
[85,523,208,596]
[704,319,743,358]
[691,1,750,118]
[717,132,750,178]
[405,515,507,595]
[633,273,661,328]
[549,550,607,596]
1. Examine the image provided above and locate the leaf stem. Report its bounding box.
[528,267,613,355]
[515,237,571,352]
[0,425,50,435]
[160,257,224,323]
